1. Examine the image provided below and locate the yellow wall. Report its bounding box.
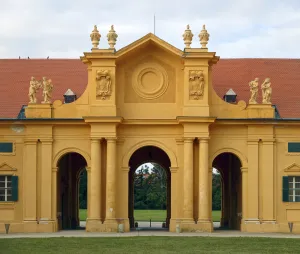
[1,32,300,234]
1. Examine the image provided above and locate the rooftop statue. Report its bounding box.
[248,78,259,104]
[261,78,272,104]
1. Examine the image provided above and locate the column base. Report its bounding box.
[196,220,213,232]
[37,219,57,232]
[241,219,279,233]
[86,219,103,232]
[23,220,38,232]
[176,218,197,232]
[103,219,119,232]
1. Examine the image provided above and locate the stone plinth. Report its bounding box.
[25,103,52,118]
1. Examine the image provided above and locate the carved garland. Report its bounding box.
[96,70,112,100]
[189,70,205,100]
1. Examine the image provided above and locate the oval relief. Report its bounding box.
[132,62,168,100]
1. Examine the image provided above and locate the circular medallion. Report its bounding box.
[132,62,168,100]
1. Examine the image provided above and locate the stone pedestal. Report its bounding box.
[25,103,52,118]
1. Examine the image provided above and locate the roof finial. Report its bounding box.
[107,25,118,49]
[198,24,210,49]
[90,25,101,49]
[182,24,193,48]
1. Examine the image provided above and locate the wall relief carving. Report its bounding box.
[96,70,112,100]
[189,70,205,100]
[132,62,169,100]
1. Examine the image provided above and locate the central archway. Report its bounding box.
[128,145,171,230]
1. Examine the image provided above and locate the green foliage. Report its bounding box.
[212,173,221,211]
[79,169,87,209]
[134,163,167,210]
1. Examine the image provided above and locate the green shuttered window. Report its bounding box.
[288,143,300,153]
[282,176,300,202]
[0,175,18,202]
[0,142,13,153]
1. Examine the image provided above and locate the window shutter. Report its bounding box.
[11,176,18,201]
[282,176,289,202]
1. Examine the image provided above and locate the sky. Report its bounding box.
[1,0,300,59]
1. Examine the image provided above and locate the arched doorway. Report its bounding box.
[128,145,171,230]
[57,152,87,230]
[212,152,242,230]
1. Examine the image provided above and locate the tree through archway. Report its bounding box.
[212,152,242,230]
[57,152,87,230]
[128,146,171,230]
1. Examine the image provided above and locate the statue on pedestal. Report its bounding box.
[41,77,53,104]
[28,77,41,103]
[249,78,259,104]
[261,78,272,104]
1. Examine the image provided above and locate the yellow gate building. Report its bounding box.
[0,24,300,233]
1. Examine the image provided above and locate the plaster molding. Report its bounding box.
[283,163,300,173]
[132,62,169,100]
[0,162,16,171]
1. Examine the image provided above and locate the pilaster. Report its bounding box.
[86,138,102,232]
[23,138,38,232]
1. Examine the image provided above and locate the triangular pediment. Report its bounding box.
[116,33,183,59]
[0,162,16,171]
[284,163,300,172]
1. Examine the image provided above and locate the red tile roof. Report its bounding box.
[0,58,299,118]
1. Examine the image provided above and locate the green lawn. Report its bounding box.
[1,237,299,254]
[79,210,221,222]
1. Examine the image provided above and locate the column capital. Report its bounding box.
[170,167,179,173]
[262,139,275,144]
[40,139,53,144]
[106,137,118,143]
[199,137,210,143]
[247,139,259,144]
[240,167,248,173]
[86,166,91,172]
[24,138,37,144]
[52,167,58,172]
[183,137,195,143]
[90,137,103,142]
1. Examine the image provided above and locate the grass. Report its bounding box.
[1,237,300,254]
[79,210,221,222]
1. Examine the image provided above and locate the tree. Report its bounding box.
[212,173,221,210]
[134,163,167,210]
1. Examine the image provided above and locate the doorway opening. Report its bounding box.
[57,152,87,230]
[212,152,242,230]
[128,146,171,231]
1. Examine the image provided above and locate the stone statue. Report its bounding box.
[90,25,101,49]
[41,77,53,104]
[189,70,205,99]
[198,25,210,49]
[107,25,118,49]
[261,78,272,104]
[182,25,193,48]
[248,78,259,104]
[96,70,112,100]
[28,77,41,103]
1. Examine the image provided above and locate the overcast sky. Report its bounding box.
[1,0,300,59]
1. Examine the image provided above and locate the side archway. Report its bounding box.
[53,147,91,168]
[210,148,247,169]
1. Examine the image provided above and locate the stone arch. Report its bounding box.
[122,140,178,169]
[53,147,91,169]
[210,147,247,169]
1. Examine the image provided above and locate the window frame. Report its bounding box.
[0,175,13,202]
[288,176,300,202]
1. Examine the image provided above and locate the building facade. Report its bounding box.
[0,25,300,234]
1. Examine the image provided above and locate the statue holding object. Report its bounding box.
[248,78,259,104]
[28,77,42,103]
[261,78,272,104]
